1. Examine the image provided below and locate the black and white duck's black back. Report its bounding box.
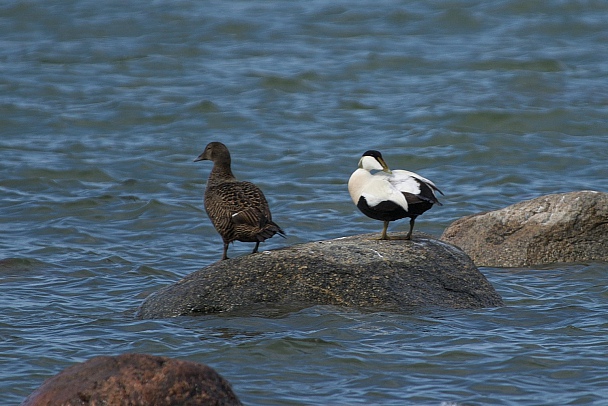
[195,142,285,260]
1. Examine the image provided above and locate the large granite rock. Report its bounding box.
[137,233,503,319]
[441,191,608,267]
[22,353,242,406]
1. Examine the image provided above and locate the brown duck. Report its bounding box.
[194,142,285,260]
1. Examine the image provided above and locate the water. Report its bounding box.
[1,0,607,404]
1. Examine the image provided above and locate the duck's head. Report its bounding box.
[358,150,391,173]
[194,141,231,164]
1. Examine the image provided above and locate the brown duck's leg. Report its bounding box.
[252,241,260,254]
[222,243,229,260]
[380,221,390,240]
[405,217,416,240]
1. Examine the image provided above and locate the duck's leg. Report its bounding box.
[405,217,416,240]
[380,221,390,240]
[252,241,260,254]
[222,243,230,260]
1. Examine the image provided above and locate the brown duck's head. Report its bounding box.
[194,141,231,164]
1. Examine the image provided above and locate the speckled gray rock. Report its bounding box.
[137,233,502,319]
[440,191,608,267]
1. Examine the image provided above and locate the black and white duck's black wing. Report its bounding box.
[383,169,443,205]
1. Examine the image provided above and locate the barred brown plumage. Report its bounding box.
[194,142,285,260]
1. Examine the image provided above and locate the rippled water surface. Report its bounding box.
[1,0,607,404]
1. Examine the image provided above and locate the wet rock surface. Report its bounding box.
[441,191,608,267]
[22,353,242,406]
[137,233,503,319]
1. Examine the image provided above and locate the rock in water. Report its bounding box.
[137,233,502,319]
[21,353,242,406]
[440,191,608,267]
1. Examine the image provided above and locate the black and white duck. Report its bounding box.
[348,150,443,240]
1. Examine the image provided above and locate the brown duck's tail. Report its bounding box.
[256,220,286,241]
[232,208,285,241]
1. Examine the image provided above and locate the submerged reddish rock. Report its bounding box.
[22,353,242,406]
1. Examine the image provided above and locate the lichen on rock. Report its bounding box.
[137,233,503,319]
[441,191,608,267]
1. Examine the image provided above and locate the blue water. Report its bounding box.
[1,0,607,404]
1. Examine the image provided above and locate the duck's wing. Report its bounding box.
[359,175,409,211]
[206,181,272,228]
[386,170,443,205]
